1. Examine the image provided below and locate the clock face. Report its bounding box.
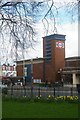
[56,41,64,48]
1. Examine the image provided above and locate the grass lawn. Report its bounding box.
[2,99,80,119]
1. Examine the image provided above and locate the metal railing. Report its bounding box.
[3,85,78,98]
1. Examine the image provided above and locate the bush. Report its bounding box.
[2,88,8,95]
[2,95,79,103]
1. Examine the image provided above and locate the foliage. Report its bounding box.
[2,95,79,103]
[2,88,8,95]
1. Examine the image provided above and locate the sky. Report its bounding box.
[0,0,78,64]
[26,21,78,59]
[25,0,78,59]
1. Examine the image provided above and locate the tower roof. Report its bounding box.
[43,34,66,41]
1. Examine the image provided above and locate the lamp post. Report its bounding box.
[60,68,64,86]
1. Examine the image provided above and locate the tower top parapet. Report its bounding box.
[43,34,66,41]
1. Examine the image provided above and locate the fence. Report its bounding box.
[3,85,78,98]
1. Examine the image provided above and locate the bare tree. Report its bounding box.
[0,1,36,63]
[0,0,77,64]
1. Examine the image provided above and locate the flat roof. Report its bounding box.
[43,34,66,41]
[65,56,80,61]
[16,57,44,63]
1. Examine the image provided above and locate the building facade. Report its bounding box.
[16,34,66,84]
[16,58,44,84]
[0,64,16,84]
[1,34,80,85]
[61,57,80,85]
[43,34,65,83]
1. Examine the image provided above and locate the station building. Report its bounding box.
[0,34,80,85]
[16,34,80,85]
[16,34,65,84]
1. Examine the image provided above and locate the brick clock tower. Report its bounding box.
[43,34,66,83]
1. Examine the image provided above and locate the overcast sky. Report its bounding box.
[26,21,78,59]
[26,0,78,59]
[0,0,78,64]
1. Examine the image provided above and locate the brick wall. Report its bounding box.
[33,63,44,81]
[43,35,65,83]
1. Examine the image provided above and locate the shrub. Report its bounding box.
[2,95,79,103]
[2,88,8,95]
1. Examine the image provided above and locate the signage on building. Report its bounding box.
[24,66,27,76]
[33,79,41,83]
[56,41,64,48]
